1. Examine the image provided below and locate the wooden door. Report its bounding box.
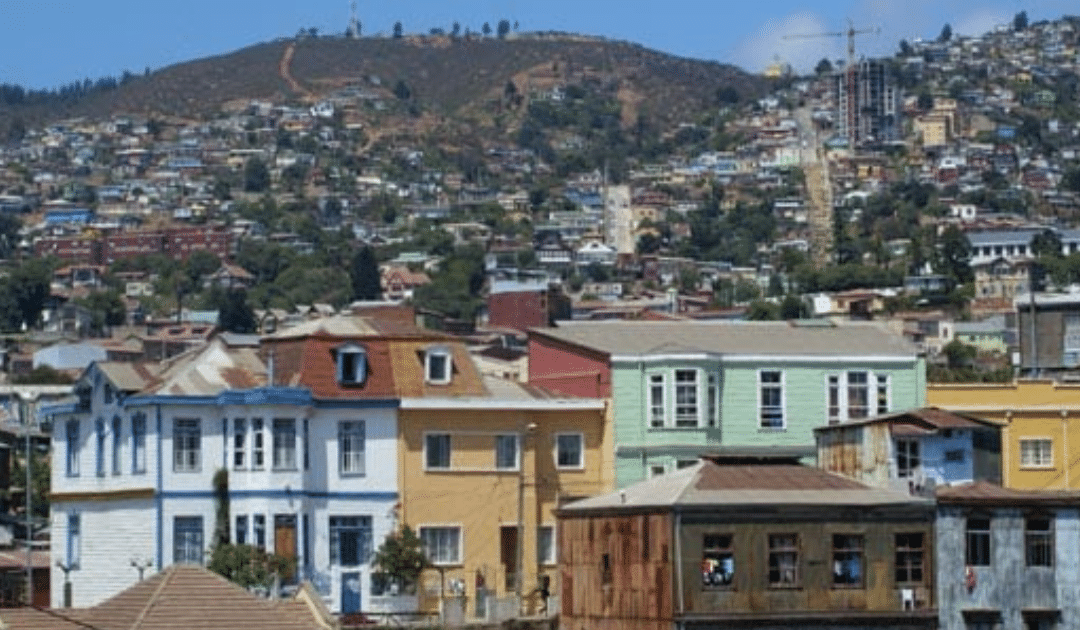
[274,514,297,583]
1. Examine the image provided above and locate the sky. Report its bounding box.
[1,0,1077,90]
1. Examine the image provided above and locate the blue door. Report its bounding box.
[341,572,361,614]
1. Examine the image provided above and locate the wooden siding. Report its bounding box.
[559,513,674,630]
[817,424,892,487]
[679,517,936,616]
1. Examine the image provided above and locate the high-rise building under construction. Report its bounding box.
[832,59,902,148]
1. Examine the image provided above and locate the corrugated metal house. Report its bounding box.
[558,459,936,630]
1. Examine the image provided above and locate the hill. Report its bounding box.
[0,33,771,133]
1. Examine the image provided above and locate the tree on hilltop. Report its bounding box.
[482,22,492,37]
[497,19,511,39]
[393,21,403,38]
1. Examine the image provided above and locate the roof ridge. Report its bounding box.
[128,565,176,630]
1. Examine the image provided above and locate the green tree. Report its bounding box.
[351,246,382,301]
[393,21,403,38]
[8,259,52,330]
[937,225,972,284]
[78,290,127,336]
[411,245,485,321]
[243,157,270,193]
[393,80,411,100]
[815,58,833,76]
[217,289,257,333]
[11,448,49,517]
[482,22,492,37]
[746,299,780,320]
[12,365,74,385]
[939,23,952,42]
[497,19,511,38]
[942,339,977,370]
[780,294,808,320]
[209,544,294,589]
[371,525,429,595]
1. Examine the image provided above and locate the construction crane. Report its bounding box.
[783,19,880,151]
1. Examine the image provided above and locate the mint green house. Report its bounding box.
[529,320,926,487]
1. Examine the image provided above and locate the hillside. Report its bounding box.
[0,33,770,131]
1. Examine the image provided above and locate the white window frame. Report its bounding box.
[329,515,374,567]
[251,418,265,470]
[235,514,248,546]
[674,369,700,428]
[648,373,666,428]
[424,432,452,470]
[538,525,556,566]
[707,373,719,428]
[272,418,297,471]
[846,371,870,419]
[131,413,146,475]
[337,344,367,385]
[339,420,366,476]
[233,418,246,469]
[425,347,452,384]
[66,512,80,569]
[758,370,785,430]
[826,371,890,423]
[555,432,585,470]
[173,418,201,473]
[495,434,519,471]
[253,514,266,550]
[896,438,921,479]
[173,515,204,564]
[876,374,891,415]
[419,525,462,565]
[1020,438,1054,468]
[66,418,80,477]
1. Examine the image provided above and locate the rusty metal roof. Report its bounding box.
[813,407,1002,434]
[936,481,1080,505]
[562,460,928,512]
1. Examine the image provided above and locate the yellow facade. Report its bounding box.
[398,405,611,616]
[927,380,1080,490]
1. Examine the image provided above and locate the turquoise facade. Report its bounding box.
[611,355,927,487]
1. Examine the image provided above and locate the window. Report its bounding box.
[707,373,718,427]
[648,374,665,428]
[173,418,201,472]
[828,375,841,423]
[555,433,584,469]
[964,611,1002,630]
[495,434,519,470]
[896,438,921,478]
[876,374,890,414]
[425,347,452,384]
[235,515,248,546]
[66,513,80,568]
[425,433,451,469]
[1020,438,1053,468]
[95,418,106,476]
[537,526,556,565]
[419,526,461,565]
[337,345,367,384]
[649,464,667,478]
[674,369,699,427]
[173,516,204,564]
[233,418,246,469]
[131,413,146,474]
[339,421,366,475]
[895,533,925,583]
[252,418,264,469]
[330,516,373,566]
[1025,516,1053,567]
[253,514,266,550]
[302,419,309,470]
[768,533,799,587]
[66,419,80,477]
[272,418,297,470]
[111,416,122,474]
[759,371,784,429]
[702,534,734,588]
[966,516,991,567]
[832,534,864,588]
[676,459,698,470]
[1022,611,1058,630]
[847,372,869,419]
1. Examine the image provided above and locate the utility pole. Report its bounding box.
[516,423,536,615]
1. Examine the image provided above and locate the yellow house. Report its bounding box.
[927,380,1080,490]
[398,372,610,619]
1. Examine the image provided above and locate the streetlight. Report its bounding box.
[19,389,40,606]
[516,422,536,615]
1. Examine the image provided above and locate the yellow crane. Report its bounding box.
[783,19,880,150]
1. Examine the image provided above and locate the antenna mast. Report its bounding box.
[348,1,360,38]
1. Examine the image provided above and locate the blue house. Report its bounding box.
[815,407,1002,495]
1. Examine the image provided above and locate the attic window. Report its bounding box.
[425,347,452,385]
[336,344,367,385]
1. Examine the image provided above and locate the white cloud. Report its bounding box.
[731,12,844,75]
[952,7,1012,37]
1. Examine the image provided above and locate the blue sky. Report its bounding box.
[1,1,1076,90]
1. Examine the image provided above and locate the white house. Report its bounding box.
[46,334,402,615]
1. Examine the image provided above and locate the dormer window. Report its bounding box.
[425,347,452,385]
[336,344,367,385]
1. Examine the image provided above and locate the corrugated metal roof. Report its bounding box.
[813,407,1001,434]
[142,338,266,397]
[937,481,1080,505]
[97,361,161,392]
[562,461,927,511]
[265,314,434,340]
[534,320,918,358]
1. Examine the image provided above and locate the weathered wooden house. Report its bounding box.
[816,407,1002,495]
[936,483,1080,630]
[558,459,937,630]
